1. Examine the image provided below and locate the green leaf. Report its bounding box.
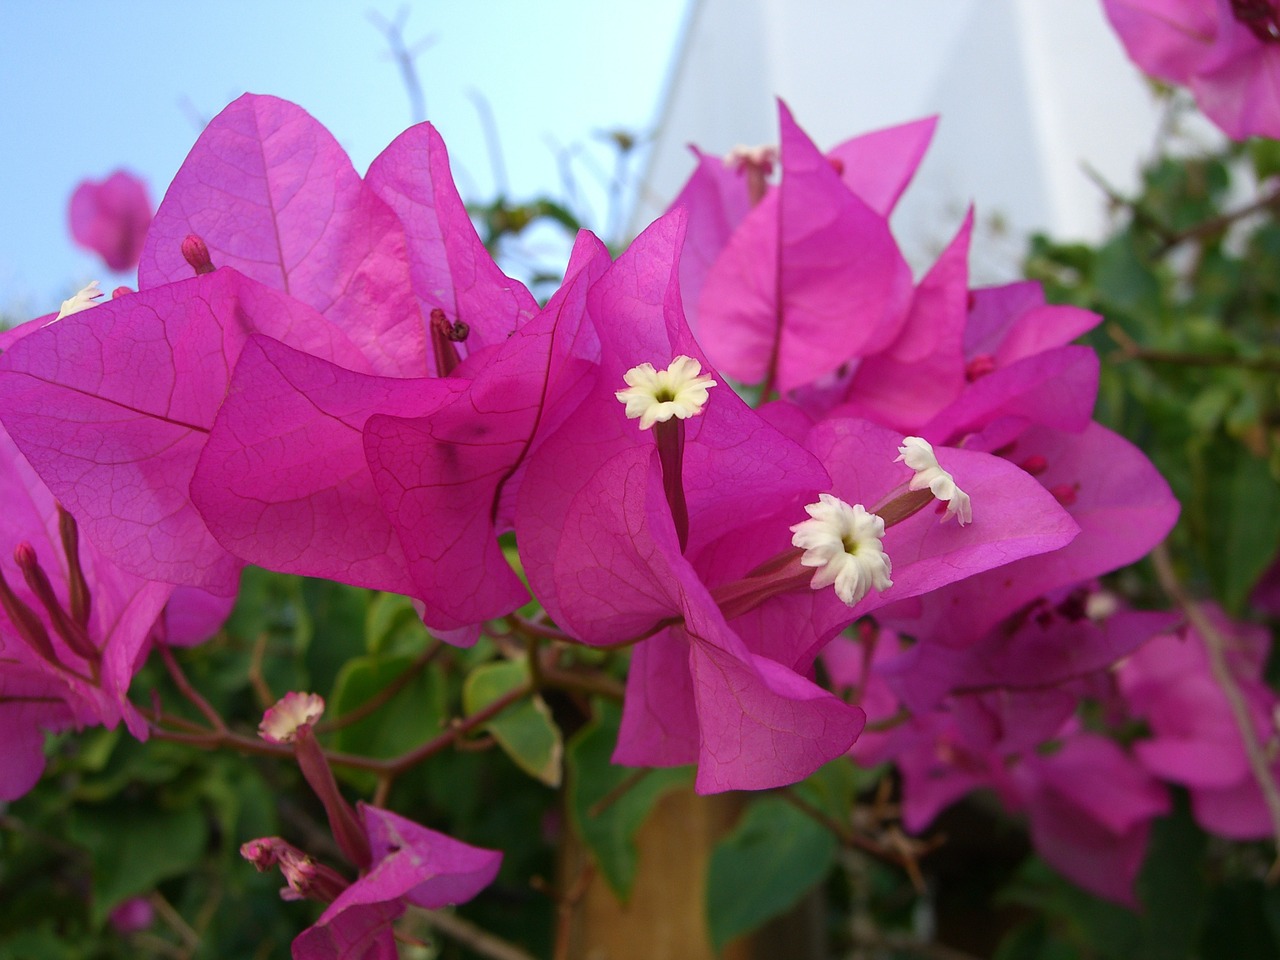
[1250,138,1280,182]
[364,592,429,656]
[998,858,1142,960]
[1200,878,1280,960]
[329,654,449,790]
[298,578,370,694]
[67,801,207,927]
[462,660,561,786]
[1093,232,1161,323]
[1137,800,1207,960]
[705,796,837,952]
[1195,437,1280,611]
[564,700,691,900]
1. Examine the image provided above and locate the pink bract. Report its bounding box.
[292,804,502,960]
[69,170,152,272]
[1103,0,1280,140]
[0,429,173,800]
[697,101,914,393]
[0,268,369,595]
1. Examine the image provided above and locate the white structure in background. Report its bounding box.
[635,0,1218,281]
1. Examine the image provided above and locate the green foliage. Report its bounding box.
[705,795,838,952]
[1026,140,1280,612]
[564,700,691,900]
[462,659,563,786]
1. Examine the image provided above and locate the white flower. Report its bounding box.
[54,280,104,321]
[616,355,717,430]
[790,494,893,607]
[896,436,972,525]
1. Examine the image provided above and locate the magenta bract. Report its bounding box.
[1103,0,1280,139]
[0,268,368,595]
[697,102,914,393]
[0,429,173,799]
[69,170,152,272]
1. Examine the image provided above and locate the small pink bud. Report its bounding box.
[241,836,291,871]
[965,354,997,382]
[111,285,134,299]
[1019,455,1048,476]
[13,541,98,663]
[13,542,36,569]
[827,155,845,176]
[181,234,215,276]
[240,836,350,904]
[1050,482,1079,507]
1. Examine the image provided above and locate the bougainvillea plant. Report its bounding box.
[1,8,1278,954]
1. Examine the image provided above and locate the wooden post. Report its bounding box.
[559,789,824,960]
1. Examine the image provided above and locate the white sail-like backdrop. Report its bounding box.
[633,0,1217,279]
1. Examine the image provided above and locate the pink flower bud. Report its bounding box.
[964,354,997,382]
[180,234,216,276]
[1050,482,1079,507]
[1019,455,1049,476]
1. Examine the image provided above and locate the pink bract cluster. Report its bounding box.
[1102,0,1280,140]
[0,92,1195,943]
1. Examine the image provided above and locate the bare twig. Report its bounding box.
[1150,542,1280,879]
[506,614,575,643]
[1109,323,1280,372]
[852,931,985,960]
[159,645,226,733]
[586,767,652,818]
[247,632,275,709]
[415,907,538,960]
[469,90,509,197]
[540,666,626,701]
[1156,184,1280,254]
[780,789,931,892]
[367,6,435,124]
[149,891,200,953]
[316,639,443,733]
[550,862,596,960]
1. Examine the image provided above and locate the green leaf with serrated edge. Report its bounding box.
[462,660,562,786]
[705,796,837,952]
[67,802,207,927]
[565,700,691,900]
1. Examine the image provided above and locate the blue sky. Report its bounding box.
[0,1,690,316]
